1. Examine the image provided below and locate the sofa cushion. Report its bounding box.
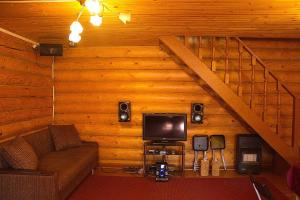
[24,128,55,158]
[0,149,10,169]
[49,124,82,151]
[38,144,98,190]
[1,136,38,170]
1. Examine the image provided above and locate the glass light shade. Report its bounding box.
[90,15,102,26]
[69,32,81,43]
[118,13,131,24]
[85,0,102,14]
[70,21,83,34]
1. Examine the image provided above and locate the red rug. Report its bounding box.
[69,175,288,200]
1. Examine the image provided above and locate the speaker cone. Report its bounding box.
[120,103,128,111]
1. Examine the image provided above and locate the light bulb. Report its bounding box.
[85,0,102,14]
[119,13,131,24]
[90,15,102,26]
[70,21,83,34]
[69,32,81,43]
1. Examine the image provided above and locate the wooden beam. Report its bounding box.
[159,35,298,165]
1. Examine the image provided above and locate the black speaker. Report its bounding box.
[191,103,204,123]
[236,134,262,174]
[119,101,131,122]
[193,135,209,151]
[39,44,63,56]
[210,135,225,150]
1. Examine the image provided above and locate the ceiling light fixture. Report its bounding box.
[119,13,131,24]
[68,0,131,45]
[70,21,83,34]
[69,32,81,43]
[85,0,102,15]
[90,15,103,26]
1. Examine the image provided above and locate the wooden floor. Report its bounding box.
[96,167,296,200]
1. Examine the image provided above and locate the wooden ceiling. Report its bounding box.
[0,0,300,46]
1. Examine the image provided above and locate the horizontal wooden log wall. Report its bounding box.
[0,33,52,141]
[53,39,300,169]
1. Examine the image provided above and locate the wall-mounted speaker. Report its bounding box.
[191,103,204,123]
[39,44,63,56]
[119,101,131,122]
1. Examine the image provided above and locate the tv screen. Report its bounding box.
[143,113,187,141]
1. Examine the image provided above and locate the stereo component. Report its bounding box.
[118,101,131,122]
[191,103,204,123]
[155,161,168,182]
[39,44,63,56]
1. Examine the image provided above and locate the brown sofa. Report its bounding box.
[0,127,99,200]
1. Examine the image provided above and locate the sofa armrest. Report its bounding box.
[0,170,59,200]
[0,169,55,176]
[81,141,99,147]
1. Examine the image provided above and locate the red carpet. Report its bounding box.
[69,175,288,200]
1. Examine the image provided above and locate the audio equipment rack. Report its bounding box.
[143,142,185,176]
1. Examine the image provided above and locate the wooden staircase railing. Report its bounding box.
[159,35,300,165]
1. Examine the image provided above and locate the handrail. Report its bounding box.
[235,37,295,98]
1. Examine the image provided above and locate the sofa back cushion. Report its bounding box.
[24,128,55,158]
[1,136,38,170]
[49,124,82,151]
[0,146,10,169]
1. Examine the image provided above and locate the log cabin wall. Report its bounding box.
[54,38,300,169]
[0,33,53,141]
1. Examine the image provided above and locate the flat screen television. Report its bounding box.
[143,113,187,142]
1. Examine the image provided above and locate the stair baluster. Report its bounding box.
[211,37,216,71]
[238,41,243,97]
[198,36,202,59]
[250,56,256,109]
[276,80,281,136]
[262,68,268,121]
[224,37,230,84]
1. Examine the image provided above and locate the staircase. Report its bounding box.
[159,36,300,165]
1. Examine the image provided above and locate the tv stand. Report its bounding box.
[151,141,176,145]
[143,141,185,176]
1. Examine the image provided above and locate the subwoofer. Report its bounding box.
[236,134,262,174]
[118,101,131,122]
[191,103,204,124]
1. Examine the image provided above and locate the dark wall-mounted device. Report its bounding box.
[210,135,225,150]
[191,103,204,124]
[236,134,262,174]
[210,134,227,170]
[193,135,209,151]
[39,44,63,56]
[118,101,131,122]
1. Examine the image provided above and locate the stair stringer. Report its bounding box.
[159,36,298,165]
